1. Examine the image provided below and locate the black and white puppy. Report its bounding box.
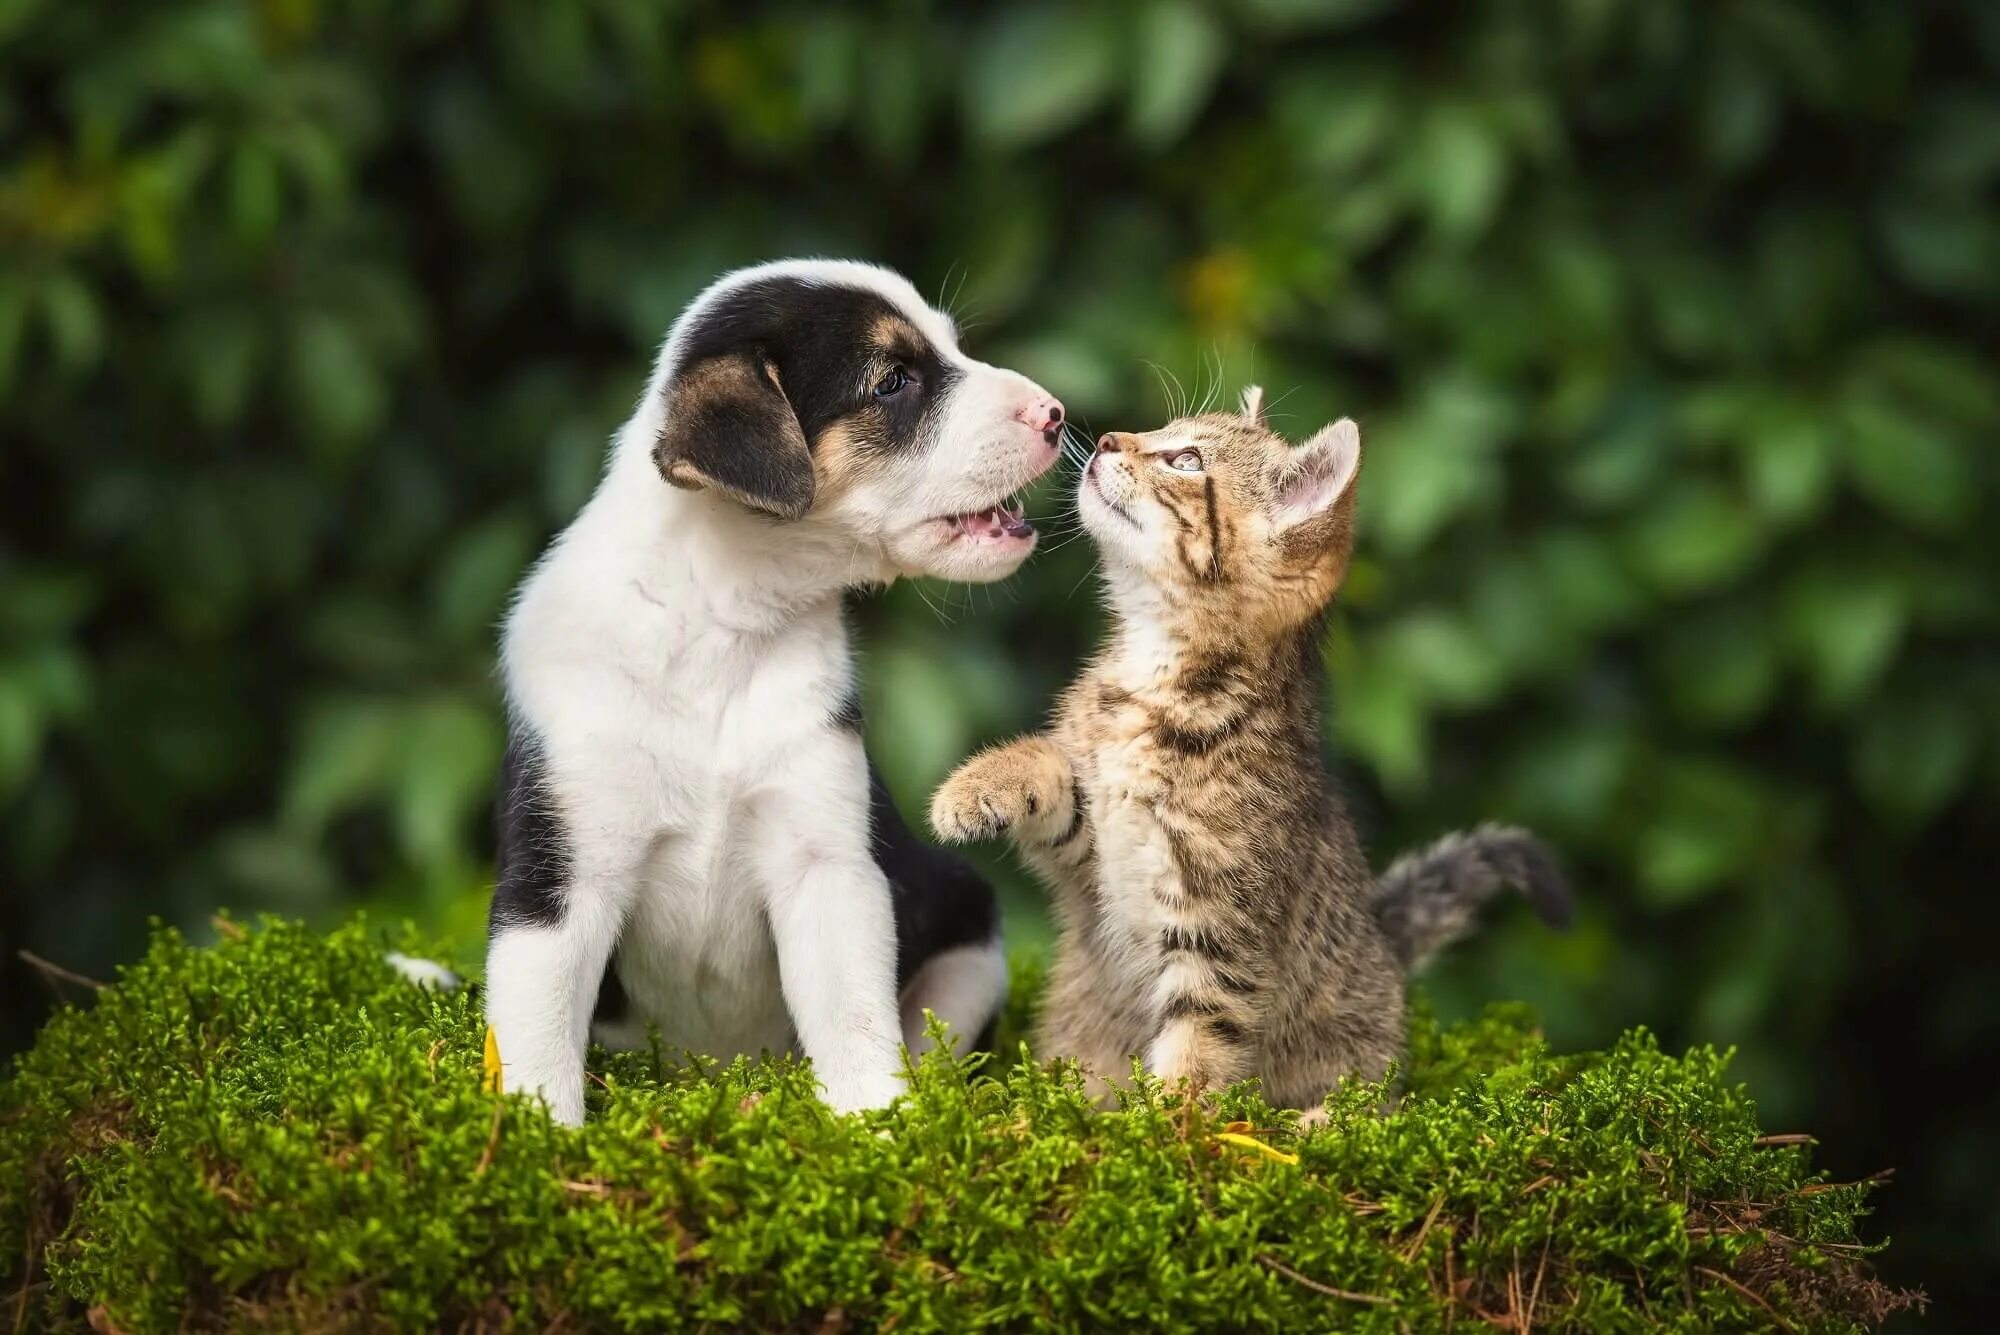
[487,259,1064,1124]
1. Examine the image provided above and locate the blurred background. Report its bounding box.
[2,0,1995,1321]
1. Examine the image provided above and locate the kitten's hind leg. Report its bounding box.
[1037,956,1151,1108]
[1145,919,1265,1099]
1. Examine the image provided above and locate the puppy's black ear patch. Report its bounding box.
[653,349,814,519]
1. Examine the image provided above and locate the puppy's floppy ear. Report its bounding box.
[1240,384,1267,428]
[1273,417,1362,543]
[652,348,814,520]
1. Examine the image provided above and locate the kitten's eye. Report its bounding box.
[873,365,911,399]
[1162,449,1203,473]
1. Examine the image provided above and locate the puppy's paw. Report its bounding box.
[820,1069,906,1115]
[929,741,1068,844]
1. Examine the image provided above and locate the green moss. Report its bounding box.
[2,919,1921,1332]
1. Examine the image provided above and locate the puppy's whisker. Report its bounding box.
[938,261,968,323]
[909,579,956,626]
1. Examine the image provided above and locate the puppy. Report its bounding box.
[488,259,1064,1124]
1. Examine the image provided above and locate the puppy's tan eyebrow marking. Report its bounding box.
[869,313,926,354]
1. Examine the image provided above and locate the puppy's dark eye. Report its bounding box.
[873,366,911,399]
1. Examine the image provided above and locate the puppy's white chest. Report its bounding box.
[563,619,850,1060]
[611,836,793,1058]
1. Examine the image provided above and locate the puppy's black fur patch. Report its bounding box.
[831,689,864,733]
[654,277,965,516]
[654,348,814,518]
[591,962,630,1026]
[490,731,572,933]
[867,763,1002,1047]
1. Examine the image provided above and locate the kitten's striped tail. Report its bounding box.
[1372,824,1573,972]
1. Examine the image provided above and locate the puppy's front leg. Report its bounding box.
[485,878,629,1127]
[484,734,636,1127]
[749,735,904,1114]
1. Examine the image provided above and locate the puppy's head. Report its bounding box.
[649,260,1064,583]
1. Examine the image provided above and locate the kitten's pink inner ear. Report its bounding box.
[1275,418,1361,526]
[1240,384,1267,427]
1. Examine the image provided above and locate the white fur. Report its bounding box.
[487,260,1057,1124]
[383,952,459,990]
[899,934,1009,1056]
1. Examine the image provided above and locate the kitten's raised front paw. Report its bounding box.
[930,742,1068,844]
[930,778,1019,843]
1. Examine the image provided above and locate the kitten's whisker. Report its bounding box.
[1195,342,1229,416]
[1065,555,1103,604]
[1143,360,1190,420]
[1262,383,1305,426]
[1038,531,1096,557]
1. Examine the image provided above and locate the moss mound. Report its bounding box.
[2,919,1921,1332]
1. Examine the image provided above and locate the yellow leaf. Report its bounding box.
[482,1026,503,1095]
[1214,1131,1299,1166]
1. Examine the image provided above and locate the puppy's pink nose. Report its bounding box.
[1017,395,1064,441]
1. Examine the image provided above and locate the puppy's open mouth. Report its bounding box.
[936,496,1033,543]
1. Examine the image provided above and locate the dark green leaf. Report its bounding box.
[1851,693,1979,824]
[963,6,1119,148]
[1127,0,1226,149]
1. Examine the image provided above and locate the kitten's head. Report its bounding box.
[1078,386,1362,637]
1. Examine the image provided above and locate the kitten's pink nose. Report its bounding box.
[1097,431,1140,454]
[1016,395,1064,441]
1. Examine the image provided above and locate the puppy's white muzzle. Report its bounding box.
[880,360,1064,584]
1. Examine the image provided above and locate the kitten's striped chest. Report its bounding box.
[1060,673,1182,964]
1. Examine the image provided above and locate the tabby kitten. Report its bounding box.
[931,388,1569,1112]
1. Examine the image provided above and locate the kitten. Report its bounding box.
[930,387,1570,1112]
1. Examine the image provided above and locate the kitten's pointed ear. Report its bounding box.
[1240,384,1267,428]
[652,348,814,519]
[1273,417,1362,532]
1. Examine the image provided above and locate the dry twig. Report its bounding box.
[16,950,104,993]
[1256,1254,1391,1305]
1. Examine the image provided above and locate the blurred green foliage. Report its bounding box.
[2,0,1995,1318]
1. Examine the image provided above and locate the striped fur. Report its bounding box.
[935,393,1569,1114]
